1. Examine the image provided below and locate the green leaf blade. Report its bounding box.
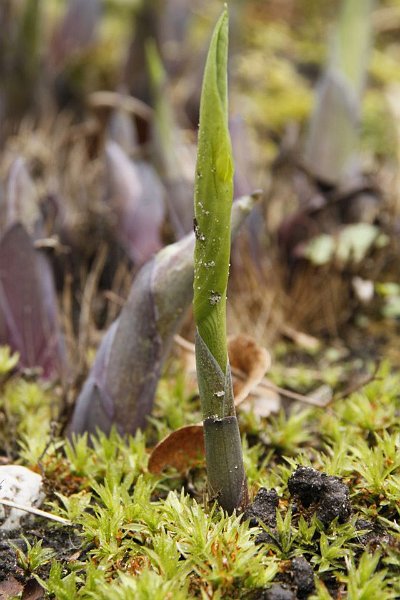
[193,8,233,372]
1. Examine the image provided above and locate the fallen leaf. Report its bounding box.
[0,576,23,599]
[228,334,271,405]
[22,579,44,600]
[148,335,272,474]
[240,389,281,417]
[148,425,204,474]
[67,550,82,563]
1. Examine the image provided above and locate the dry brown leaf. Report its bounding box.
[0,576,23,599]
[228,334,271,405]
[240,388,281,417]
[149,335,272,474]
[148,425,204,474]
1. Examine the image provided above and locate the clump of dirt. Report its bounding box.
[270,556,316,599]
[257,583,296,599]
[289,557,315,598]
[243,487,279,528]
[244,488,315,599]
[250,583,297,600]
[288,466,351,525]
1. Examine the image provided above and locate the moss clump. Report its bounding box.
[0,358,399,598]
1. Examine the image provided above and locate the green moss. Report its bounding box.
[0,377,55,461]
[1,327,400,600]
[361,89,398,158]
[0,356,399,598]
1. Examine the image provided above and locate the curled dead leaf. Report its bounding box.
[228,334,271,405]
[240,388,281,417]
[148,424,204,474]
[173,333,272,408]
[149,335,273,475]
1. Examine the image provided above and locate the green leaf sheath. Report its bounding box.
[193,8,233,374]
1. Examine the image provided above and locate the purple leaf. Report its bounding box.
[107,106,138,156]
[0,224,66,379]
[67,320,118,435]
[68,194,259,437]
[105,141,165,265]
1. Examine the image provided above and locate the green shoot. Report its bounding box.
[193,8,233,374]
[193,7,247,513]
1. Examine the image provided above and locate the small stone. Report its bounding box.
[0,465,44,531]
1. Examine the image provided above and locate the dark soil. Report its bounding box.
[243,488,279,528]
[355,518,392,549]
[243,466,366,598]
[261,583,296,600]
[244,487,315,599]
[288,557,315,598]
[0,521,82,597]
[288,466,351,525]
[249,565,315,600]
[0,538,20,582]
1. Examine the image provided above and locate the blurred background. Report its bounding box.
[2,0,400,382]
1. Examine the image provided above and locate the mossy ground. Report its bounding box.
[0,346,399,599]
[1,2,400,598]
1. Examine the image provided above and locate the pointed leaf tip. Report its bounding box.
[194,7,233,372]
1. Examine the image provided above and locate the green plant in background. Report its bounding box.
[193,7,247,513]
[304,0,376,184]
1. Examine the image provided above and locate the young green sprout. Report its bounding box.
[193,8,247,513]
